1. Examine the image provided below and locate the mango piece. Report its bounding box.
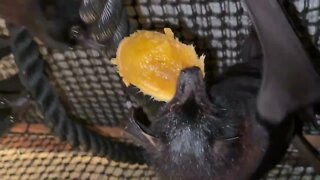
[113,28,205,102]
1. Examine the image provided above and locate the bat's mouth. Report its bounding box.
[121,67,213,148]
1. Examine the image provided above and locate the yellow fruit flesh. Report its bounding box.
[113,28,205,102]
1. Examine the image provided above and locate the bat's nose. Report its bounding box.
[180,66,204,80]
[177,66,204,93]
[172,67,208,104]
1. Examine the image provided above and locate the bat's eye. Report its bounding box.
[69,25,84,41]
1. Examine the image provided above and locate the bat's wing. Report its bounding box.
[241,29,262,63]
[244,0,320,122]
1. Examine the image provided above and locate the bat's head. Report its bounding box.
[123,67,241,179]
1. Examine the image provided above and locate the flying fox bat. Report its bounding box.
[0,0,97,49]
[121,0,320,179]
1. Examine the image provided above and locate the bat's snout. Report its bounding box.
[171,67,208,105]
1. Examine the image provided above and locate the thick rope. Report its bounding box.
[10,26,147,164]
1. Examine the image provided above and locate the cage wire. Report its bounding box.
[0,0,319,179]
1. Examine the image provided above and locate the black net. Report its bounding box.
[43,48,130,126]
[0,0,320,179]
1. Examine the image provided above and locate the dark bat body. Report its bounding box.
[125,35,293,179]
[0,0,93,49]
[122,0,320,179]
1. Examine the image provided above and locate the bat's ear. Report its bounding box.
[121,108,159,150]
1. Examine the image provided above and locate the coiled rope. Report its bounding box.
[10,26,147,164]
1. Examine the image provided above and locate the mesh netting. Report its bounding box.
[0,132,318,179]
[0,0,320,179]
[43,48,130,126]
[262,146,320,180]
[0,133,156,179]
